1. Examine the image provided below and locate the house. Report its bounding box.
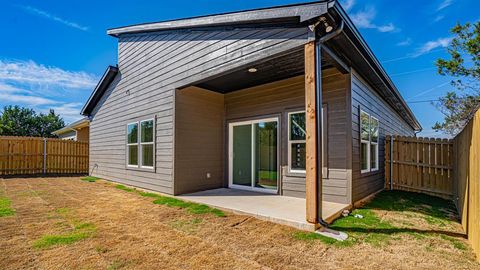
[52,118,89,142]
[81,1,421,228]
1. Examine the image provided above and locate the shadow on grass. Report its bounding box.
[294,190,466,247]
[331,226,466,239]
[364,191,458,222]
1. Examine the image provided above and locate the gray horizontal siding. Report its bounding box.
[89,27,309,194]
[351,70,415,202]
[280,69,350,203]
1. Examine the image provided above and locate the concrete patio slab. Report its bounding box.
[178,188,349,231]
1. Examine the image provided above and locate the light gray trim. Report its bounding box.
[107,2,329,37]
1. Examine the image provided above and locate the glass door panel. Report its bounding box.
[254,121,278,190]
[232,124,252,187]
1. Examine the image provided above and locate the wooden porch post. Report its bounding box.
[305,41,318,224]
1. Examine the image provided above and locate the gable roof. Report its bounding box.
[89,1,421,131]
[81,65,118,116]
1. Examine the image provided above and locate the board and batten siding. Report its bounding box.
[88,27,309,194]
[224,68,350,204]
[351,70,415,202]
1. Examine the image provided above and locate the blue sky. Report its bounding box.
[0,0,478,137]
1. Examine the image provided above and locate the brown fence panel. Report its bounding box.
[385,135,454,199]
[0,136,88,176]
[454,109,480,261]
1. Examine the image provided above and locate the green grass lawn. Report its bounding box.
[293,191,464,249]
[0,193,15,217]
[81,176,100,182]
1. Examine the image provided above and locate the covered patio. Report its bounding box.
[178,188,349,231]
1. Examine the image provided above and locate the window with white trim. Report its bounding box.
[360,110,379,173]
[127,118,154,169]
[287,107,327,175]
[288,111,306,173]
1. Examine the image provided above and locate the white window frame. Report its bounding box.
[139,119,155,169]
[360,110,380,174]
[370,116,379,172]
[126,118,155,171]
[287,111,307,174]
[126,121,139,168]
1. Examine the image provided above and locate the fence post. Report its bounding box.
[390,135,394,191]
[43,138,47,174]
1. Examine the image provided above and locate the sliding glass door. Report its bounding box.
[229,118,278,193]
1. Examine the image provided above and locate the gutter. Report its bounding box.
[312,18,344,228]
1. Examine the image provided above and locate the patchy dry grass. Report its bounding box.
[34,206,96,249]
[0,177,478,270]
[117,187,226,217]
[33,223,96,249]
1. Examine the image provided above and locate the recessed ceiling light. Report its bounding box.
[248,68,257,73]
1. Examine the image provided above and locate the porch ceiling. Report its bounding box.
[195,47,338,93]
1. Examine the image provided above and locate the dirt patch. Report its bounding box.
[0,177,478,269]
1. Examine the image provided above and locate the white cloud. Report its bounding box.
[0,59,97,90]
[437,0,453,11]
[47,102,84,123]
[396,38,412,46]
[19,5,89,31]
[434,15,445,23]
[350,6,397,33]
[0,93,57,106]
[341,0,355,12]
[0,59,98,123]
[378,23,396,33]
[414,37,453,57]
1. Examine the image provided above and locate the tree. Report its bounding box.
[433,21,480,136]
[0,105,65,137]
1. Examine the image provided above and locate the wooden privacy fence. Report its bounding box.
[385,135,454,199]
[385,108,480,261]
[0,136,89,176]
[453,109,480,261]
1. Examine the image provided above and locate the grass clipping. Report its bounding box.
[114,184,225,217]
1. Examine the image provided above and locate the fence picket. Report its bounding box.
[0,136,88,175]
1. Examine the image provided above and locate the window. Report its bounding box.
[126,118,155,169]
[127,123,138,166]
[287,107,327,174]
[288,112,306,173]
[360,110,379,173]
[140,120,154,168]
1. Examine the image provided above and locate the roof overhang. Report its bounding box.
[101,0,421,131]
[81,65,119,116]
[107,1,332,37]
[52,118,89,135]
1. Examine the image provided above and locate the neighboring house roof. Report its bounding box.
[52,118,89,136]
[81,65,119,116]
[86,0,421,131]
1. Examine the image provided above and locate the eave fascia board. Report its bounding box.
[107,1,330,37]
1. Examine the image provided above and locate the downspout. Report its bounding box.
[312,19,344,227]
